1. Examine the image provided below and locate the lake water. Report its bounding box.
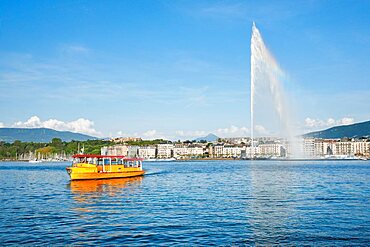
[0,160,369,245]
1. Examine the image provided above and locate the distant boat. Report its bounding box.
[29,159,42,163]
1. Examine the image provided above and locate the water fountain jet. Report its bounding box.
[250,22,302,158]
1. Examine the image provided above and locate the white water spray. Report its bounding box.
[250,22,302,158]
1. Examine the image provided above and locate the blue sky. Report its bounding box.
[0,0,369,139]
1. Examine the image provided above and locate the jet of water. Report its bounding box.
[250,22,302,158]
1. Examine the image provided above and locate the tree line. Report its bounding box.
[0,138,113,160]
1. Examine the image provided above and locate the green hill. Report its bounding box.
[303,120,370,139]
[0,128,97,143]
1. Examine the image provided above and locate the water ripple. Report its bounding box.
[0,160,369,245]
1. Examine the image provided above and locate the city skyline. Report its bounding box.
[1,0,369,140]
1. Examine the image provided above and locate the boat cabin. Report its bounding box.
[72,154,142,172]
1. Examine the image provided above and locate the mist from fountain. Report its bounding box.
[250,22,303,158]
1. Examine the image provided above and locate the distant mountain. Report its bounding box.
[195,133,219,142]
[303,120,370,139]
[0,128,97,143]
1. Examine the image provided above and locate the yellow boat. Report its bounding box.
[66,154,145,180]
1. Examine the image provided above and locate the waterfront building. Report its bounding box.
[100,137,370,160]
[223,145,244,158]
[127,146,140,158]
[187,145,205,157]
[138,146,156,159]
[335,141,353,156]
[258,143,284,157]
[173,144,188,158]
[173,144,204,159]
[312,139,336,156]
[157,144,174,159]
[303,138,315,157]
[101,145,128,156]
[352,140,370,156]
[245,146,260,158]
[211,144,224,158]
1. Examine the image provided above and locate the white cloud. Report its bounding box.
[116,131,140,138]
[175,130,206,138]
[304,117,355,129]
[254,125,268,135]
[139,130,166,140]
[143,130,157,138]
[12,116,101,136]
[340,117,355,125]
[0,122,4,128]
[13,116,42,128]
[215,125,249,137]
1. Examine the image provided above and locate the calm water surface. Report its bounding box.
[0,160,369,245]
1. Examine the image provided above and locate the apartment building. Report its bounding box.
[138,146,156,159]
[156,144,174,159]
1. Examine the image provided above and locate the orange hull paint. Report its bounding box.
[67,170,145,180]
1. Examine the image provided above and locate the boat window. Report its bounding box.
[124,160,132,168]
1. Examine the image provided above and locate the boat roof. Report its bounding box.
[72,154,143,161]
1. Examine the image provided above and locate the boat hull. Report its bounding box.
[67,169,145,180]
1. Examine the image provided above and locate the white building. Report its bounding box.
[352,140,370,155]
[173,144,204,159]
[157,144,174,159]
[313,139,336,156]
[335,141,353,156]
[127,146,140,158]
[210,144,224,158]
[209,144,245,158]
[187,145,204,157]
[245,146,260,158]
[138,146,156,159]
[223,145,244,158]
[101,145,128,156]
[173,144,188,158]
[303,138,315,157]
[309,138,370,157]
[258,143,284,157]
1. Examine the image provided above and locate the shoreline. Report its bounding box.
[2,158,368,162]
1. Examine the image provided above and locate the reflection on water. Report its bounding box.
[69,177,143,211]
[69,177,143,195]
[249,161,297,244]
[67,176,144,241]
